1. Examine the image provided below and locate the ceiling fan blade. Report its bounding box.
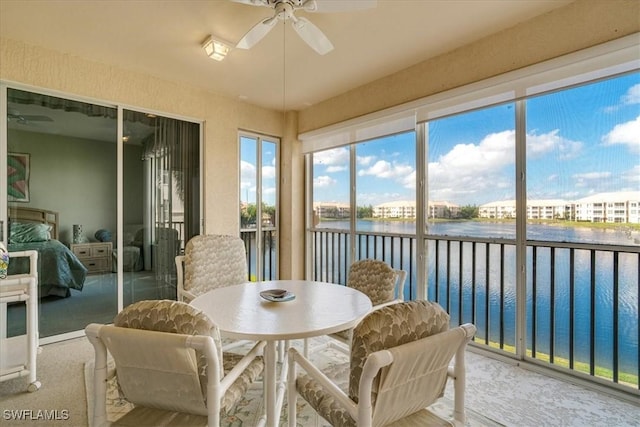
[236,16,278,49]
[291,17,333,55]
[301,0,377,13]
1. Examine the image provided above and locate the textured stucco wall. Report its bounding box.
[298,0,640,133]
[1,0,638,279]
[0,38,283,236]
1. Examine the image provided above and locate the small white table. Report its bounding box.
[0,250,40,392]
[191,279,372,427]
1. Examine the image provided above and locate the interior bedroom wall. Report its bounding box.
[7,129,143,245]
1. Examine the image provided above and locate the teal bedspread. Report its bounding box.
[8,239,87,298]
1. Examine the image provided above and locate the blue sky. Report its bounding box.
[240,137,277,206]
[313,72,640,207]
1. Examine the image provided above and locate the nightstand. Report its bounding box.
[71,242,113,274]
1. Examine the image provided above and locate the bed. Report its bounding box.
[7,207,87,298]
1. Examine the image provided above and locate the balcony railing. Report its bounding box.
[309,227,640,395]
[241,227,278,281]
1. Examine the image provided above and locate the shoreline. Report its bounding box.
[319,217,640,233]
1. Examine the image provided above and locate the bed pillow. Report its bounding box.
[95,229,112,242]
[9,222,52,244]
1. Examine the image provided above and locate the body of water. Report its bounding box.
[313,219,639,377]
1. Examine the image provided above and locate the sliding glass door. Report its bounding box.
[122,110,201,302]
[1,85,201,342]
[2,87,119,341]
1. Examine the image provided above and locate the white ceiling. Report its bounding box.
[1,0,574,113]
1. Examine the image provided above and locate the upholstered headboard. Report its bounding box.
[9,207,59,240]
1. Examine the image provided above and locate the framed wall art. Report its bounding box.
[8,152,30,202]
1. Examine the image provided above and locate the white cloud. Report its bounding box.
[262,165,276,179]
[622,165,640,184]
[314,175,336,188]
[357,155,375,166]
[573,172,612,180]
[401,170,416,190]
[427,130,528,203]
[572,171,613,188]
[528,129,582,160]
[326,165,347,173]
[358,159,415,189]
[604,84,640,112]
[240,160,256,191]
[428,130,514,201]
[440,130,514,170]
[314,147,349,167]
[622,83,640,105]
[602,115,640,153]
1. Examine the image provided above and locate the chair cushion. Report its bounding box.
[113,300,224,394]
[296,362,354,426]
[349,300,450,404]
[184,235,248,297]
[347,259,396,306]
[222,353,264,413]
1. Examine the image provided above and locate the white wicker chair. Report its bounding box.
[176,234,251,351]
[307,259,407,356]
[85,300,265,427]
[175,234,248,303]
[289,300,476,427]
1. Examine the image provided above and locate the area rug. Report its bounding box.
[85,337,498,426]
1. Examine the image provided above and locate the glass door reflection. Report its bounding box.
[122,110,200,305]
[5,87,118,339]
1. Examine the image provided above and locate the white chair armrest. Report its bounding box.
[288,347,358,419]
[372,298,403,311]
[175,255,186,301]
[219,340,266,392]
[393,269,407,301]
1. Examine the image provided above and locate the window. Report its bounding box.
[303,36,639,390]
[239,132,279,281]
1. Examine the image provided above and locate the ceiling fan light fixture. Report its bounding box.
[202,35,232,61]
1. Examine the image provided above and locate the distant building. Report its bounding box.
[479,200,517,219]
[574,191,640,223]
[318,192,640,224]
[313,202,350,219]
[373,200,416,219]
[372,200,460,219]
[478,192,640,223]
[428,201,460,219]
[479,199,569,220]
[526,199,568,220]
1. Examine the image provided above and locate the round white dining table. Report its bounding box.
[191,279,372,427]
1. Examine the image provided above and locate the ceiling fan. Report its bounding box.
[7,108,53,125]
[232,0,377,55]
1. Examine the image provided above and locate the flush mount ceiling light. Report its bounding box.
[202,35,233,61]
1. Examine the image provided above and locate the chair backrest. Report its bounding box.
[183,234,248,297]
[371,326,471,425]
[347,259,404,306]
[114,299,224,390]
[349,300,451,409]
[95,324,212,416]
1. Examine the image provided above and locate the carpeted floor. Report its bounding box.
[2,336,638,426]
